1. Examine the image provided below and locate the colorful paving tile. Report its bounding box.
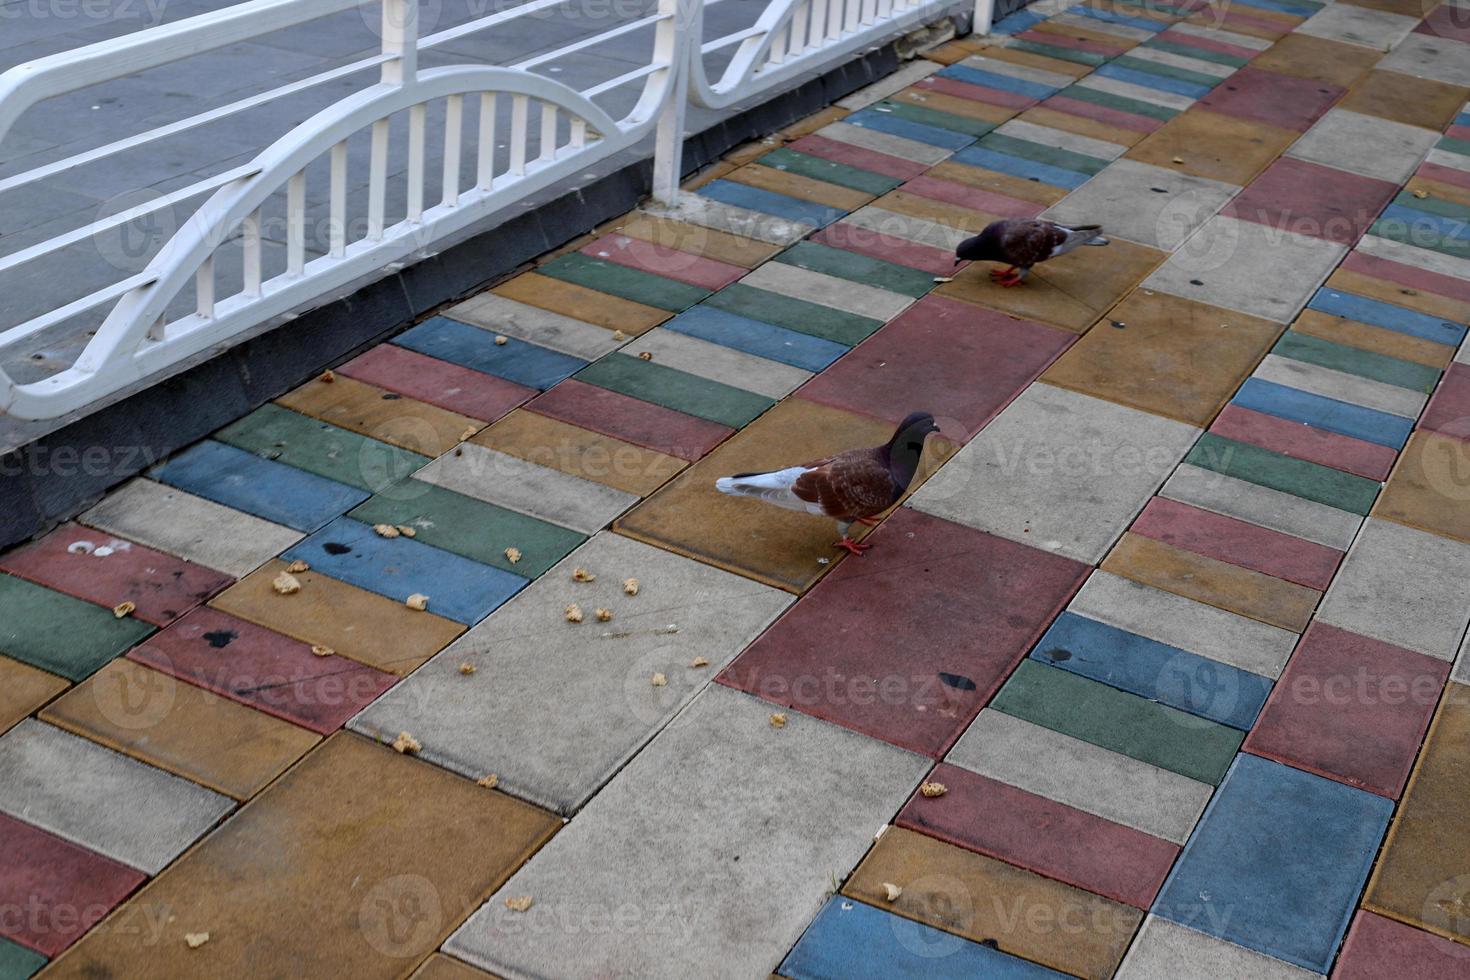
[1125,109,1298,185]
[1117,915,1323,980]
[394,315,587,391]
[215,403,429,495]
[275,373,480,457]
[0,656,67,738]
[0,574,153,682]
[1333,910,1470,980]
[336,341,535,422]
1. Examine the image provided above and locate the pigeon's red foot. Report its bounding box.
[853,516,881,526]
[997,272,1025,288]
[988,266,1017,280]
[833,537,871,557]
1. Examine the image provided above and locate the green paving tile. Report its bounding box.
[1143,38,1249,68]
[1274,331,1440,393]
[0,573,153,682]
[1438,135,1470,158]
[978,132,1109,176]
[1062,84,1178,121]
[1186,432,1381,516]
[216,403,429,494]
[873,100,999,138]
[703,283,880,347]
[537,253,710,312]
[775,241,937,298]
[1112,54,1222,88]
[1368,219,1470,261]
[348,481,585,578]
[0,938,45,980]
[756,147,902,196]
[574,352,775,428]
[1008,37,1107,66]
[991,659,1243,785]
[1393,190,1470,223]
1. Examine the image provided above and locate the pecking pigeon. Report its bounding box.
[955,219,1109,286]
[715,412,940,556]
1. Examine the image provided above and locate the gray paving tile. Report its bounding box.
[1379,33,1470,87]
[1296,4,1419,50]
[1117,916,1324,980]
[1043,160,1240,251]
[1288,109,1439,184]
[1159,463,1363,551]
[622,328,811,400]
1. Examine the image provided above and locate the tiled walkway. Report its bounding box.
[6,0,1470,976]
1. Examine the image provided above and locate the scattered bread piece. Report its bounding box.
[478,774,499,789]
[392,731,421,754]
[396,525,416,538]
[311,645,334,658]
[286,559,310,574]
[572,567,596,582]
[565,604,584,623]
[504,547,522,564]
[272,572,301,595]
[919,781,948,798]
[406,593,429,611]
[112,601,136,619]
[623,577,639,596]
[595,608,613,622]
[373,524,400,538]
[1171,156,1184,164]
[494,335,509,345]
[459,662,476,675]
[933,276,953,283]
[638,351,654,361]
[185,933,210,949]
[769,712,787,728]
[459,426,478,441]
[651,672,667,687]
[504,896,533,913]
[612,329,628,341]
[882,882,902,902]
[1413,189,1429,199]
[321,370,335,383]
[689,656,709,668]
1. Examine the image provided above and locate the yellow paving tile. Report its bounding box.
[1101,533,1320,632]
[926,159,1072,207]
[1019,105,1146,148]
[1373,431,1470,544]
[777,105,851,140]
[937,238,1166,333]
[409,953,501,980]
[0,654,67,736]
[1126,109,1298,186]
[612,213,783,268]
[1184,7,1290,39]
[983,44,1094,78]
[1326,268,1470,326]
[493,272,668,335]
[211,559,463,675]
[45,733,560,980]
[1407,175,1470,212]
[277,375,481,458]
[1292,310,1454,369]
[726,161,874,210]
[924,40,984,65]
[41,659,318,800]
[875,188,1007,232]
[1364,682,1470,944]
[889,86,1017,125]
[1340,71,1470,133]
[614,397,957,593]
[472,409,687,497]
[1246,33,1381,88]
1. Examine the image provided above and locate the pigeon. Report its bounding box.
[715,412,940,557]
[954,219,1109,286]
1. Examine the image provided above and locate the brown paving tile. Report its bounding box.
[922,39,981,65]
[678,159,738,192]
[1373,431,1470,544]
[1101,532,1320,632]
[1340,70,1470,132]
[873,188,1005,232]
[211,559,463,675]
[1326,267,1470,325]
[889,87,1016,125]
[492,272,668,335]
[1221,156,1396,246]
[776,105,850,141]
[0,655,67,736]
[1032,17,1142,48]
[936,237,1166,333]
[1126,109,1299,185]
[1019,105,1146,147]
[1041,290,1283,426]
[926,159,1071,207]
[1292,309,1455,369]
[44,733,560,979]
[527,379,734,462]
[1340,0,1430,14]
[613,398,957,593]
[983,44,1094,78]
[472,409,686,497]
[1184,6,1293,40]
[1364,682,1470,944]
[41,659,318,800]
[1407,174,1470,212]
[725,162,873,211]
[410,953,500,980]
[1247,33,1381,88]
[612,213,782,268]
[843,827,1142,980]
[276,374,481,458]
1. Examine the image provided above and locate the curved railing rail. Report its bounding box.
[0,0,981,421]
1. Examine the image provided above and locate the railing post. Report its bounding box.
[381,0,419,88]
[651,0,697,205]
[972,0,994,36]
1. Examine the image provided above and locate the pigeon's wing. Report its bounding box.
[1000,220,1069,268]
[792,447,898,521]
[1046,223,1107,259]
[716,465,828,515]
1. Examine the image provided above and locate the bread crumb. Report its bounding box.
[494,335,509,345]
[504,547,522,564]
[504,896,533,913]
[321,370,335,383]
[1413,189,1429,199]
[406,593,429,611]
[1171,156,1184,164]
[651,672,667,687]
[392,731,421,754]
[373,524,400,538]
[882,882,902,902]
[272,572,301,595]
[638,351,653,361]
[595,607,612,622]
[612,329,628,341]
[622,577,639,596]
[396,525,416,538]
[286,559,310,574]
[689,656,709,668]
[477,774,499,789]
[572,567,595,582]
[311,645,334,658]
[459,426,478,441]
[565,604,584,623]
[919,781,947,798]
[769,712,787,728]
[112,601,135,619]
[459,662,476,675]
[184,932,210,949]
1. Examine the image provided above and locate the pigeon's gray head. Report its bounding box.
[955,223,1005,264]
[885,412,939,487]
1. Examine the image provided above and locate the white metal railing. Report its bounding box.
[0,0,977,421]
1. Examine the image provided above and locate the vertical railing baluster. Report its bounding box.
[330,141,347,257]
[407,103,426,222]
[380,0,418,87]
[477,92,497,191]
[510,94,529,176]
[571,117,587,149]
[287,170,305,275]
[651,0,693,205]
[242,210,262,297]
[443,94,463,206]
[368,118,389,240]
[196,255,215,318]
[538,101,558,163]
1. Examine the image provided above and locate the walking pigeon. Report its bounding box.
[955,219,1109,286]
[715,412,940,556]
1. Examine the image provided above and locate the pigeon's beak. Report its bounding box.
[953,257,962,267]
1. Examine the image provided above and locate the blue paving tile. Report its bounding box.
[281,516,527,625]
[1308,288,1467,346]
[149,440,369,533]
[1094,62,1213,99]
[843,107,978,150]
[1379,203,1470,243]
[396,315,586,390]
[1072,5,1167,31]
[1031,612,1272,731]
[1232,377,1414,449]
[1456,111,1470,129]
[696,179,847,228]
[1232,0,1320,16]
[664,305,848,372]
[938,63,1056,101]
[781,897,1069,980]
[949,145,1092,189]
[991,7,1047,34]
[1153,753,1393,973]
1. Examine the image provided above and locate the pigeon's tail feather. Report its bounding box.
[716,466,822,515]
[1051,224,1108,258]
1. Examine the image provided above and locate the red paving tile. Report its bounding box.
[1043,94,1163,133]
[0,524,232,627]
[811,223,962,276]
[338,343,535,423]
[1206,8,1294,38]
[1447,124,1470,143]
[899,174,1047,219]
[1243,623,1450,799]
[718,508,1088,757]
[785,133,929,181]
[1211,403,1398,480]
[1415,5,1470,44]
[527,378,734,462]
[1130,496,1343,590]
[1221,157,1397,246]
[915,75,1036,111]
[796,294,1072,439]
[128,607,397,735]
[579,233,746,291]
[1198,68,1344,132]
[1333,910,1470,980]
[897,762,1179,909]
[1340,250,1470,306]
[1158,27,1261,61]
[1418,160,1470,192]
[0,812,145,957]
[1421,362,1470,441]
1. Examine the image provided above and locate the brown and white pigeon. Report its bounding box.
[955,219,1109,286]
[715,412,940,556]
